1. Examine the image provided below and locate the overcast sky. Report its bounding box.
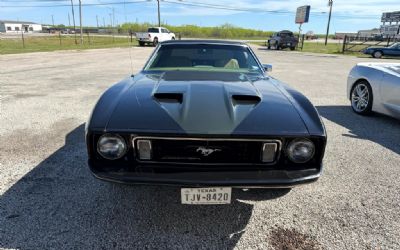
[1,0,399,33]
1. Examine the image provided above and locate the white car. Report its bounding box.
[347,63,400,119]
[136,27,175,46]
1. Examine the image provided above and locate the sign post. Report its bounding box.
[295,5,311,50]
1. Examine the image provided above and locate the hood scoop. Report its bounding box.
[154,93,183,103]
[232,95,261,105]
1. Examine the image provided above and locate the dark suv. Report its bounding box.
[267,30,298,50]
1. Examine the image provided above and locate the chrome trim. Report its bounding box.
[143,42,266,75]
[142,43,161,70]
[132,136,282,165]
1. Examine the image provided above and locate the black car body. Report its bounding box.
[363,42,400,58]
[267,30,298,50]
[86,40,326,187]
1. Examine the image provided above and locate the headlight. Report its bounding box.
[97,134,127,160]
[286,138,315,163]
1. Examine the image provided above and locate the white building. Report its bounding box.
[357,28,381,38]
[0,20,42,33]
[381,24,400,37]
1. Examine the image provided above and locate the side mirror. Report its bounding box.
[263,64,272,72]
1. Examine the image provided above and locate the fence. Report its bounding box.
[342,35,400,53]
[0,32,137,54]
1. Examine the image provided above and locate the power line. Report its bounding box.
[0,0,148,7]
[163,0,380,19]
[0,0,382,19]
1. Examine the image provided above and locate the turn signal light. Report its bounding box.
[262,143,278,163]
[137,139,152,160]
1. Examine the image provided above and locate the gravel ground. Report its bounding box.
[0,46,399,250]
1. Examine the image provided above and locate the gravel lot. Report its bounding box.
[0,45,399,249]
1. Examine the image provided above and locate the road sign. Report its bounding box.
[295,5,311,24]
[381,11,400,23]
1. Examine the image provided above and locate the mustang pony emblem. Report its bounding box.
[196,147,221,156]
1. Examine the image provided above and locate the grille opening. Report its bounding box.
[133,137,280,165]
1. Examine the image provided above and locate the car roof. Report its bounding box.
[160,39,248,46]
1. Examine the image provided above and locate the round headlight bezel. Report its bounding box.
[97,134,127,160]
[286,138,315,163]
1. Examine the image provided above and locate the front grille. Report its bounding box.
[133,137,280,165]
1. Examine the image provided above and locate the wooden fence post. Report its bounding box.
[21,31,25,48]
[342,35,347,54]
[87,32,91,45]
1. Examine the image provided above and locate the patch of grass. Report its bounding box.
[302,41,343,54]
[0,35,137,54]
[250,40,366,56]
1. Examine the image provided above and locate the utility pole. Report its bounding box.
[325,0,333,46]
[70,0,77,44]
[109,13,112,27]
[79,0,83,45]
[96,15,99,28]
[103,17,105,27]
[51,15,54,26]
[112,8,115,28]
[68,13,71,26]
[157,0,161,27]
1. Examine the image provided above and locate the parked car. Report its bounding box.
[86,40,326,204]
[347,62,400,119]
[136,27,175,46]
[362,42,400,58]
[267,30,298,50]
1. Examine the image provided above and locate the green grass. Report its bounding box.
[0,35,137,54]
[249,41,368,57]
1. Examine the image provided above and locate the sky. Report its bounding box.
[1,0,399,34]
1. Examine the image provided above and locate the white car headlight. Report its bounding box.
[97,134,127,160]
[286,138,315,163]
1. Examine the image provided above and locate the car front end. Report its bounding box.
[87,132,325,187]
[86,40,326,204]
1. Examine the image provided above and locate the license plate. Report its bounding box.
[181,187,232,204]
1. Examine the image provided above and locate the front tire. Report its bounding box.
[372,51,383,58]
[350,80,373,115]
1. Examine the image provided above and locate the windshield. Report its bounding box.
[389,43,399,48]
[145,44,263,74]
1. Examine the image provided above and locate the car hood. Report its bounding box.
[366,46,388,50]
[105,71,309,135]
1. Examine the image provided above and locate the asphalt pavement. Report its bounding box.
[0,45,399,249]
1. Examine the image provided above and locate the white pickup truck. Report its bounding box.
[136,27,176,46]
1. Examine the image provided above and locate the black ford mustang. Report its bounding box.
[86,40,326,203]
